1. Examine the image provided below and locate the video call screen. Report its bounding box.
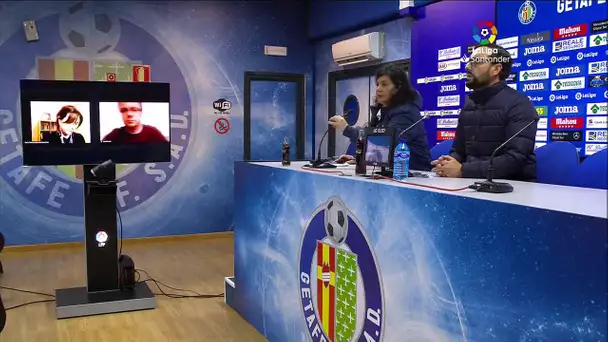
[365,135,391,165]
[20,80,171,166]
[28,101,92,145]
[99,102,170,143]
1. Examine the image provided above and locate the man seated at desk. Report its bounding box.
[432,45,538,181]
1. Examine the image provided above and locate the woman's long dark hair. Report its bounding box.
[375,64,418,107]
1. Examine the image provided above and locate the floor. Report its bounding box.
[0,234,267,342]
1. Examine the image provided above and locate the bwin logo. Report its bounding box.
[523,83,544,92]
[554,106,579,115]
[440,85,457,93]
[555,66,580,76]
[524,45,545,56]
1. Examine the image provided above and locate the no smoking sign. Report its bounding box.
[214,118,230,135]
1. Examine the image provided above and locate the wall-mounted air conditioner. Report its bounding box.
[331,32,385,67]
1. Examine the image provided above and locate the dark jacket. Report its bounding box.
[450,81,538,181]
[343,92,432,171]
[43,131,86,145]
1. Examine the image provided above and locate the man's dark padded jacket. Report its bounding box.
[450,81,539,181]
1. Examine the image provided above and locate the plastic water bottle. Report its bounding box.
[393,140,410,181]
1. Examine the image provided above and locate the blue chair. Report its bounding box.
[430,139,454,161]
[570,148,608,190]
[535,141,579,186]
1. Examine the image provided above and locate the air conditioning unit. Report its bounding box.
[332,32,385,67]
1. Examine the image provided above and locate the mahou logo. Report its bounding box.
[554,24,588,40]
[436,131,456,140]
[551,117,584,129]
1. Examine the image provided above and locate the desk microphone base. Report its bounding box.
[307,160,337,169]
[55,282,156,319]
[471,180,514,193]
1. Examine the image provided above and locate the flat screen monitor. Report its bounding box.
[364,127,395,168]
[20,80,171,166]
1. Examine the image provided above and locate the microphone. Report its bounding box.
[470,118,539,193]
[309,110,351,169]
[396,112,431,141]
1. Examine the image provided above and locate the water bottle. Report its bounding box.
[393,140,410,181]
[282,136,291,166]
[355,130,366,175]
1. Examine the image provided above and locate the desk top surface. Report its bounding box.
[249,161,608,219]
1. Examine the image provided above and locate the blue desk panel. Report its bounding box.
[231,162,606,342]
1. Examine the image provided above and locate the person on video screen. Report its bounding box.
[102,102,168,143]
[43,105,86,145]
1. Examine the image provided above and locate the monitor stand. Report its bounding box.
[374,167,393,178]
[373,167,421,179]
[54,164,155,319]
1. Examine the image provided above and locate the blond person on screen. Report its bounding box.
[102,102,168,143]
[43,105,86,145]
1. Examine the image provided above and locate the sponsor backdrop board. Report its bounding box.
[230,163,607,342]
[496,0,608,156]
[410,1,496,148]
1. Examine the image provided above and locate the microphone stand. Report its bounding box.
[471,118,538,193]
[308,111,351,169]
[309,129,334,168]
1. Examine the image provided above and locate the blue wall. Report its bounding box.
[0,1,313,245]
[308,0,437,41]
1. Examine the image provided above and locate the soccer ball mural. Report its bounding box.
[324,197,348,245]
[58,2,121,56]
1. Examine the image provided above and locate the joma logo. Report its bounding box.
[524,46,545,56]
[440,85,457,93]
[554,106,579,115]
[523,83,544,91]
[555,66,580,76]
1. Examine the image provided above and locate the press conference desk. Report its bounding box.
[226,161,607,342]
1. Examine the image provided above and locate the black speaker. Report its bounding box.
[0,292,6,333]
[118,254,135,291]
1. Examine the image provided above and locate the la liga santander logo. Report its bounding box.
[472,21,498,45]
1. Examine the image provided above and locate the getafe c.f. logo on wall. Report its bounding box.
[299,197,384,342]
[0,3,192,218]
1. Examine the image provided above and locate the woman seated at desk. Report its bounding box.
[328,64,432,171]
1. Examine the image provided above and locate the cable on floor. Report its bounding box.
[0,285,55,298]
[135,269,224,299]
[5,299,55,311]
[0,285,56,311]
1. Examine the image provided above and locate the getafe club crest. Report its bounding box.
[299,197,384,342]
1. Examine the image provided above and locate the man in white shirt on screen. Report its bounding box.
[102,102,168,143]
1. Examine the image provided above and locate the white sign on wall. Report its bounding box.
[399,1,414,9]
